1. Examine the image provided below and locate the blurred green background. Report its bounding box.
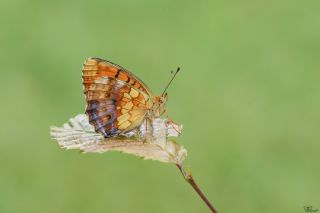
[1,0,319,212]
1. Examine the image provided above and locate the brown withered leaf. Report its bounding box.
[50,114,187,164]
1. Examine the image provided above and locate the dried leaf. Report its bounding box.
[50,114,187,164]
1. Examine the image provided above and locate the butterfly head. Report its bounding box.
[153,93,168,117]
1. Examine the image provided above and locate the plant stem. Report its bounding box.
[176,164,218,213]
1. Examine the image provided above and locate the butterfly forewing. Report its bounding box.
[82,57,153,138]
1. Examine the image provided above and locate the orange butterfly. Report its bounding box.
[82,57,179,138]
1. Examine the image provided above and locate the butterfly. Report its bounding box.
[82,57,179,138]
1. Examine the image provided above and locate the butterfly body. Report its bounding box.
[82,57,167,138]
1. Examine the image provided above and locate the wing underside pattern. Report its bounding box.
[82,58,153,138]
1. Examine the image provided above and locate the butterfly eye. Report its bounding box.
[159,94,167,104]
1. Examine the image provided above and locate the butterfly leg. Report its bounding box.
[167,116,182,136]
[143,116,153,143]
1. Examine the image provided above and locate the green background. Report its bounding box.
[1,0,319,212]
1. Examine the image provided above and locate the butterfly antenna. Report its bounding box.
[161,67,180,96]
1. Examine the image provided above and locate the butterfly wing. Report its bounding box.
[82,57,154,138]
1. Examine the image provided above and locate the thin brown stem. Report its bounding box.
[176,164,218,213]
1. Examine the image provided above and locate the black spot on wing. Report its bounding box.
[115,69,121,78]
